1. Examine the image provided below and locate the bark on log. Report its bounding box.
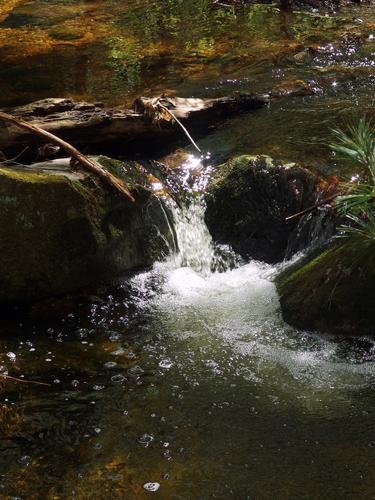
[0,94,269,155]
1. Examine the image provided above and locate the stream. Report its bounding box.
[2,0,375,498]
[1,198,375,498]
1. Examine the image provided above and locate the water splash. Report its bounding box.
[171,200,215,275]
[170,199,240,275]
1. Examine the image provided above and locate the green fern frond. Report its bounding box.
[330,117,375,182]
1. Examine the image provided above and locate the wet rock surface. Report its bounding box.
[0,156,175,302]
[276,241,375,335]
[204,155,335,263]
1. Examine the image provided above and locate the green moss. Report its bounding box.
[0,168,63,184]
[95,156,149,190]
[205,154,318,263]
[276,242,375,335]
[0,161,173,303]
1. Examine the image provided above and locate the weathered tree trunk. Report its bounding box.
[0,94,269,156]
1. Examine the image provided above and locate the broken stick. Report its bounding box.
[285,192,341,222]
[0,111,135,203]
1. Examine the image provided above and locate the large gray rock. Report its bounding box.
[0,157,175,302]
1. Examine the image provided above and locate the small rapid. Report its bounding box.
[130,194,375,397]
[171,201,216,275]
[1,180,375,499]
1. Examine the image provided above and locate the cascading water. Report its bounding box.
[171,200,216,275]
[170,198,240,275]
[2,158,375,499]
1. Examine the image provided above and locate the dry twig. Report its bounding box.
[0,111,135,202]
[142,97,202,153]
[1,374,51,387]
[285,192,342,222]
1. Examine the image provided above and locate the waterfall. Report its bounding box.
[171,200,215,275]
[169,198,240,275]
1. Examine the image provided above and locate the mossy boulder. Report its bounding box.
[276,243,375,335]
[205,155,332,263]
[0,157,175,302]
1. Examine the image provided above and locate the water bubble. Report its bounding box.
[126,351,136,359]
[94,427,101,434]
[159,359,173,370]
[104,361,117,369]
[93,442,102,450]
[123,410,129,416]
[0,365,8,375]
[71,380,79,388]
[111,348,125,356]
[143,482,160,492]
[109,332,121,342]
[6,352,16,361]
[138,434,154,447]
[110,374,126,384]
[93,384,105,391]
[18,455,31,467]
[127,365,144,378]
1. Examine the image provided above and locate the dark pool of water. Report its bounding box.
[1,255,375,499]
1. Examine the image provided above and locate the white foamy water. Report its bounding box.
[171,201,216,275]
[131,197,375,406]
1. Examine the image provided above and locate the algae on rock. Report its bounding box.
[0,157,175,302]
[276,241,375,335]
[204,155,331,263]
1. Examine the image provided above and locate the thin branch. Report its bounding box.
[157,103,202,153]
[0,111,135,202]
[285,192,342,222]
[0,146,29,166]
[0,374,51,387]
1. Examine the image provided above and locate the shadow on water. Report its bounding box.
[0,201,375,498]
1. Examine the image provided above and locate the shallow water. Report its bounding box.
[2,0,375,168]
[2,1,375,498]
[0,201,375,498]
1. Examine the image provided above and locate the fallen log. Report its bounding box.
[0,111,135,202]
[0,93,269,156]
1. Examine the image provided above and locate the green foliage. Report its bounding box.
[336,214,375,271]
[330,118,375,259]
[330,117,375,216]
[335,181,374,217]
[330,117,375,180]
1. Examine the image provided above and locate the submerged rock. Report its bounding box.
[205,155,335,263]
[0,157,175,302]
[276,242,375,335]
